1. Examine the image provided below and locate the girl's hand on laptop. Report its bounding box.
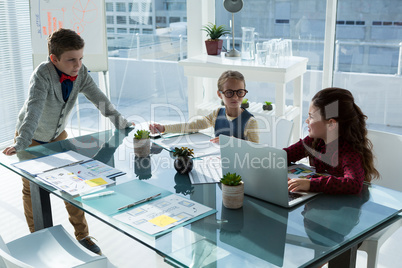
[288,178,310,192]
[210,137,219,143]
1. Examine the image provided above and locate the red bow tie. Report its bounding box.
[59,73,78,83]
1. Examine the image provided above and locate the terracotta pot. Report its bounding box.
[205,39,223,55]
[222,181,244,209]
[133,138,150,157]
[174,157,193,174]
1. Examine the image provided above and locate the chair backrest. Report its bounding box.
[2,225,108,268]
[367,130,402,191]
[256,115,293,148]
[0,235,32,268]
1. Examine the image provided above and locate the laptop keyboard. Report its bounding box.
[288,192,303,202]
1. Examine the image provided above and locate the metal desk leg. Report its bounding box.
[328,245,357,268]
[30,181,53,231]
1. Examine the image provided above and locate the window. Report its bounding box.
[0,0,32,147]
[116,3,126,12]
[129,16,139,25]
[130,3,139,12]
[129,28,139,33]
[107,27,115,33]
[106,16,114,24]
[106,3,113,12]
[116,16,127,24]
[334,0,402,128]
[169,17,180,23]
[117,28,127,34]
[156,16,166,24]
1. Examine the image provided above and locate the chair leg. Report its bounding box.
[362,240,380,268]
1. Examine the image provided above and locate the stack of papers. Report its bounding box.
[12,151,124,196]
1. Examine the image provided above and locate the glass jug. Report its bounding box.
[241,27,255,60]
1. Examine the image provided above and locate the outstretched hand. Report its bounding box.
[149,123,165,134]
[3,146,16,156]
[209,137,219,143]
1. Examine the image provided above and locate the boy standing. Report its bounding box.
[2,28,133,254]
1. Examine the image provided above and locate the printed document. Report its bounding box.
[113,194,214,235]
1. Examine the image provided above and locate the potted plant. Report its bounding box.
[241,98,249,109]
[133,129,150,157]
[173,146,194,174]
[263,101,273,111]
[220,172,244,209]
[202,22,231,55]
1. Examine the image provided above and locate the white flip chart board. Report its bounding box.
[29,0,108,72]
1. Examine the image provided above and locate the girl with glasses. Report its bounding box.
[149,70,259,143]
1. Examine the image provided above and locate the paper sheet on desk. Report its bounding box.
[113,194,215,236]
[189,156,222,184]
[12,150,90,176]
[75,180,171,216]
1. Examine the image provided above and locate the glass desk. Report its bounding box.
[1,129,401,268]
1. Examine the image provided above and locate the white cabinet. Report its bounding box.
[179,54,308,146]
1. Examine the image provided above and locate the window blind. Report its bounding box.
[0,0,33,149]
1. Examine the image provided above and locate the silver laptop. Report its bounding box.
[219,135,319,208]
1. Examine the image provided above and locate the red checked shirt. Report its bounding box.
[284,136,365,194]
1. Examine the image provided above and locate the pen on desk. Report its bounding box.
[118,193,161,211]
[82,191,115,200]
[155,128,166,139]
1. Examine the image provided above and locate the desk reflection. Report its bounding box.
[302,189,370,247]
[219,197,288,267]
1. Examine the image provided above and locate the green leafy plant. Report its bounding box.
[264,101,272,105]
[202,22,231,40]
[134,129,150,140]
[173,147,194,158]
[220,172,242,186]
[242,98,249,104]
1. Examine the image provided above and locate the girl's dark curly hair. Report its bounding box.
[310,87,379,182]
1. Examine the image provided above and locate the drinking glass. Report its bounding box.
[256,43,268,65]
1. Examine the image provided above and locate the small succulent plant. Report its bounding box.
[264,101,272,105]
[172,146,194,158]
[220,172,242,186]
[134,129,150,140]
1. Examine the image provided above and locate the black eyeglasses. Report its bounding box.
[219,89,248,98]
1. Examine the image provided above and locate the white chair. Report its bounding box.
[0,225,111,268]
[358,130,402,268]
[255,114,293,148]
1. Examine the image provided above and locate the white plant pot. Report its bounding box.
[222,181,244,209]
[133,138,150,157]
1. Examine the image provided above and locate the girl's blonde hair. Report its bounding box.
[217,70,246,91]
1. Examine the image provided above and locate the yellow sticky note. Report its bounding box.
[85,178,108,187]
[149,215,177,227]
